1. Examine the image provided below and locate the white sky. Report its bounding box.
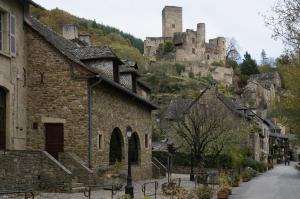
[33,0,285,62]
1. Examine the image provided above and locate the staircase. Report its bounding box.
[152,157,167,179]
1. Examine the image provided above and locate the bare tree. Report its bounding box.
[172,91,245,169]
[226,38,241,62]
[264,0,300,50]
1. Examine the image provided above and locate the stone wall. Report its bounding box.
[162,6,183,38]
[25,26,90,160]
[0,150,73,192]
[92,83,153,180]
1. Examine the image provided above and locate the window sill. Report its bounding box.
[0,51,11,59]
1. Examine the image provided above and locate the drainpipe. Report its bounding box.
[88,75,102,168]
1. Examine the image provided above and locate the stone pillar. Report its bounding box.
[196,23,205,49]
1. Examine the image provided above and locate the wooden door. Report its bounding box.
[45,123,64,159]
[0,88,6,150]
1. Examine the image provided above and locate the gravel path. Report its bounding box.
[230,162,300,199]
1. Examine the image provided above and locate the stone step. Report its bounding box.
[71,186,87,193]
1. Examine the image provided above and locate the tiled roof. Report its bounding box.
[23,0,44,9]
[71,46,121,62]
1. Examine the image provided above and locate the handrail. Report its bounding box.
[0,191,34,199]
[152,157,167,173]
[152,161,161,177]
[83,185,118,199]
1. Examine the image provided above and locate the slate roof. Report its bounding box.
[71,46,122,63]
[22,0,44,9]
[25,16,157,110]
[137,80,151,92]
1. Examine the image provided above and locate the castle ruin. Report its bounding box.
[144,6,226,64]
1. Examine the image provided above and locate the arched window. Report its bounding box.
[109,128,124,165]
[0,87,6,150]
[130,132,141,165]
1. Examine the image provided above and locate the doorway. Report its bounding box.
[45,123,64,159]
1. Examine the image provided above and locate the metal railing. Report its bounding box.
[83,185,118,199]
[142,181,159,199]
[0,190,35,199]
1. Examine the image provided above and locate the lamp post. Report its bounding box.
[190,148,195,181]
[125,126,134,198]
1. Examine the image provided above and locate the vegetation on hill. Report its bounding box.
[30,7,145,63]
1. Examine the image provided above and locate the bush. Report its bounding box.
[195,186,213,199]
[164,41,174,54]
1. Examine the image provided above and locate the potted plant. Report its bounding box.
[232,173,240,187]
[241,170,251,182]
[195,186,213,199]
[217,173,231,199]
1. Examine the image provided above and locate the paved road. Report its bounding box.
[230,162,300,199]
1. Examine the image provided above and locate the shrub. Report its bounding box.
[164,41,174,54]
[195,186,213,199]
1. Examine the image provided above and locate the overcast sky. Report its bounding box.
[34,0,285,62]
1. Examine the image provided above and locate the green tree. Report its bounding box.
[163,41,174,54]
[240,52,259,76]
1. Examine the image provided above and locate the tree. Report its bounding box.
[240,52,259,76]
[260,49,269,65]
[272,59,300,138]
[172,89,248,169]
[226,38,241,64]
[264,0,300,50]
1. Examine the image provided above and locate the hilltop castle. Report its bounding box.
[144,6,226,64]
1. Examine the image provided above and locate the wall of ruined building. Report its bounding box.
[144,37,167,59]
[0,0,27,150]
[211,66,233,85]
[92,83,153,180]
[162,6,183,37]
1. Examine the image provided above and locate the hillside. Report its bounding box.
[30,7,145,64]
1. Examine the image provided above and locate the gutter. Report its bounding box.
[88,75,102,168]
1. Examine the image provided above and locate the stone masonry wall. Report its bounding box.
[0,150,72,192]
[25,27,90,160]
[92,83,153,180]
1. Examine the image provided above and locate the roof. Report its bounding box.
[71,46,122,64]
[137,80,151,92]
[22,0,44,9]
[25,16,157,110]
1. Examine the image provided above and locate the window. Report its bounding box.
[10,14,16,56]
[113,62,120,83]
[0,11,9,54]
[145,134,149,148]
[207,55,210,60]
[192,48,196,54]
[172,24,175,28]
[98,134,102,149]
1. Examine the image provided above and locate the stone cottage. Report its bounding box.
[0,0,157,192]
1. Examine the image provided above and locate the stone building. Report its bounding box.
[0,0,157,192]
[144,6,226,64]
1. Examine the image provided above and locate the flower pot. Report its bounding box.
[217,190,228,199]
[242,176,251,182]
[223,187,232,195]
[232,181,239,187]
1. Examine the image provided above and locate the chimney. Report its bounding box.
[62,24,78,40]
[79,32,91,46]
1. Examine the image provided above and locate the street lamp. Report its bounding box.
[125,126,134,198]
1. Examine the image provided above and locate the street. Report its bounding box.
[230,163,300,199]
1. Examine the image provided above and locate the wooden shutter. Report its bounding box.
[9,14,16,56]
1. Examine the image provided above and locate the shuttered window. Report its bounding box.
[0,13,3,51]
[10,14,16,56]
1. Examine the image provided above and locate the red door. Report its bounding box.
[0,88,6,150]
[45,123,64,159]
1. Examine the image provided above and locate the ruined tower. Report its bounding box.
[162,6,183,37]
[196,23,205,49]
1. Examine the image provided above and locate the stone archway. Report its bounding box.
[109,128,124,165]
[0,87,6,150]
[130,132,141,165]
